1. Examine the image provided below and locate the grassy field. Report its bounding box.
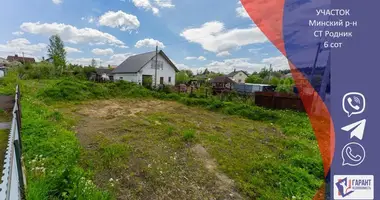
[0,77,324,199]
[0,109,11,168]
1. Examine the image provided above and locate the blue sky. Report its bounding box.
[0,0,287,74]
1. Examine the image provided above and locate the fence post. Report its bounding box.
[14,140,25,200]
[14,109,22,151]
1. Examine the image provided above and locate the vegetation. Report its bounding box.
[47,34,67,70]
[0,76,323,199]
[0,36,322,199]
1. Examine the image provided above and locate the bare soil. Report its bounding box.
[57,99,281,200]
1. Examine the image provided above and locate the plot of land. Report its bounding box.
[0,109,11,169]
[55,98,321,199]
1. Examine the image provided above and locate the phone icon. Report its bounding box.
[345,147,361,162]
[342,92,365,117]
[342,142,365,166]
[347,97,360,111]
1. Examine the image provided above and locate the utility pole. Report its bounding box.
[22,52,25,64]
[155,44,158,88]
[268,64,272,82]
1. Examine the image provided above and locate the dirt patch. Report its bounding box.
[56,99,285,200]
[192,144,243,199]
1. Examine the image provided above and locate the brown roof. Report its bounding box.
[7,55,35,63]
[210,76,235,83]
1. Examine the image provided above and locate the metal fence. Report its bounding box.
[0,85,25,200]
[255,92,306,112]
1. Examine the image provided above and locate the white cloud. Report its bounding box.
[216,51,231,57]
[248,48,262,53]
[185,56,206,61]
[20,22,125,47]
[135,38,165,48]
[98,11,140,31]
[132,0,159,15]
[154,0,174,8]
[68,57,102,66]
[81,16,96,23]
[131,0,174,15]
[12,31,24,36]
[105,53,135,65]
[180,21,267,53]
[52,0,63,5]
[236,1,249,18]
[0,38,47,58]
[261,55,289,70]
[198,56,206,61]
[91,48,114,56]
[64,47,82,53]
[203,58,264,74]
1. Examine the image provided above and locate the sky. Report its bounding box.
[0,0,289,74]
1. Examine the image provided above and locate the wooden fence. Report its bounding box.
[254,92,307,112]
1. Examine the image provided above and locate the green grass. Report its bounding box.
[0,129,9,168]
[0,77,324,199]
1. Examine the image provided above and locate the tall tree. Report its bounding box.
[47,34,66,68]
[202,68,210,75]
[91,59,97,68]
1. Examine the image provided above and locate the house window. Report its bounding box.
[168,77,171,83]
[239,73,242,76]
[238,79,242,83]
[119,77,123,80]
[160,77,164,84]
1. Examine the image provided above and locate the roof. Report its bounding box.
[227,70,249,77]
[95,67,113,75]
[241,83,271,86]
[112,50,179,74]
[210,76,235,83]
[7,55,35,63]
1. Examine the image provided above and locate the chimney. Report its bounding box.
[234,69,236,72]
[15,54,18,57]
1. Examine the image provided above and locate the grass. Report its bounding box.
[0,129,9,168]
[0,77,324,199]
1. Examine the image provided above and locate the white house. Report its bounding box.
[112,50,178,86]
[227,70,249,83]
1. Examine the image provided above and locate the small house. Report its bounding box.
[90,68,113,82]
[210,76,235,94]
[112,50,179,87]
[6,54,35,64]
[227,70,249,83]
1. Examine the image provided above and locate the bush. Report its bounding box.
[182,129,195,141]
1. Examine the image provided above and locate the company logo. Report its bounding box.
[334,175,374,199]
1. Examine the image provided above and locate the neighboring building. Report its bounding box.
[0,66,6,78]
[90,68,114,82]
[227,70,249,83]
[6,54,35,64]
[112,50,179,86]
[234,83,275,94]
[210,76,235,94]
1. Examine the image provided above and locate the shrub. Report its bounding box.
[182,129,195,141]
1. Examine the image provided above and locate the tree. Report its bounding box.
[184,70,194,77]
[258,67,270,79]
[47,34,66,68]
[246,75,263,84]
[91,59,97,68]
[270,77,280,86]
[202,68,210,75]
[176,71,189,84]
